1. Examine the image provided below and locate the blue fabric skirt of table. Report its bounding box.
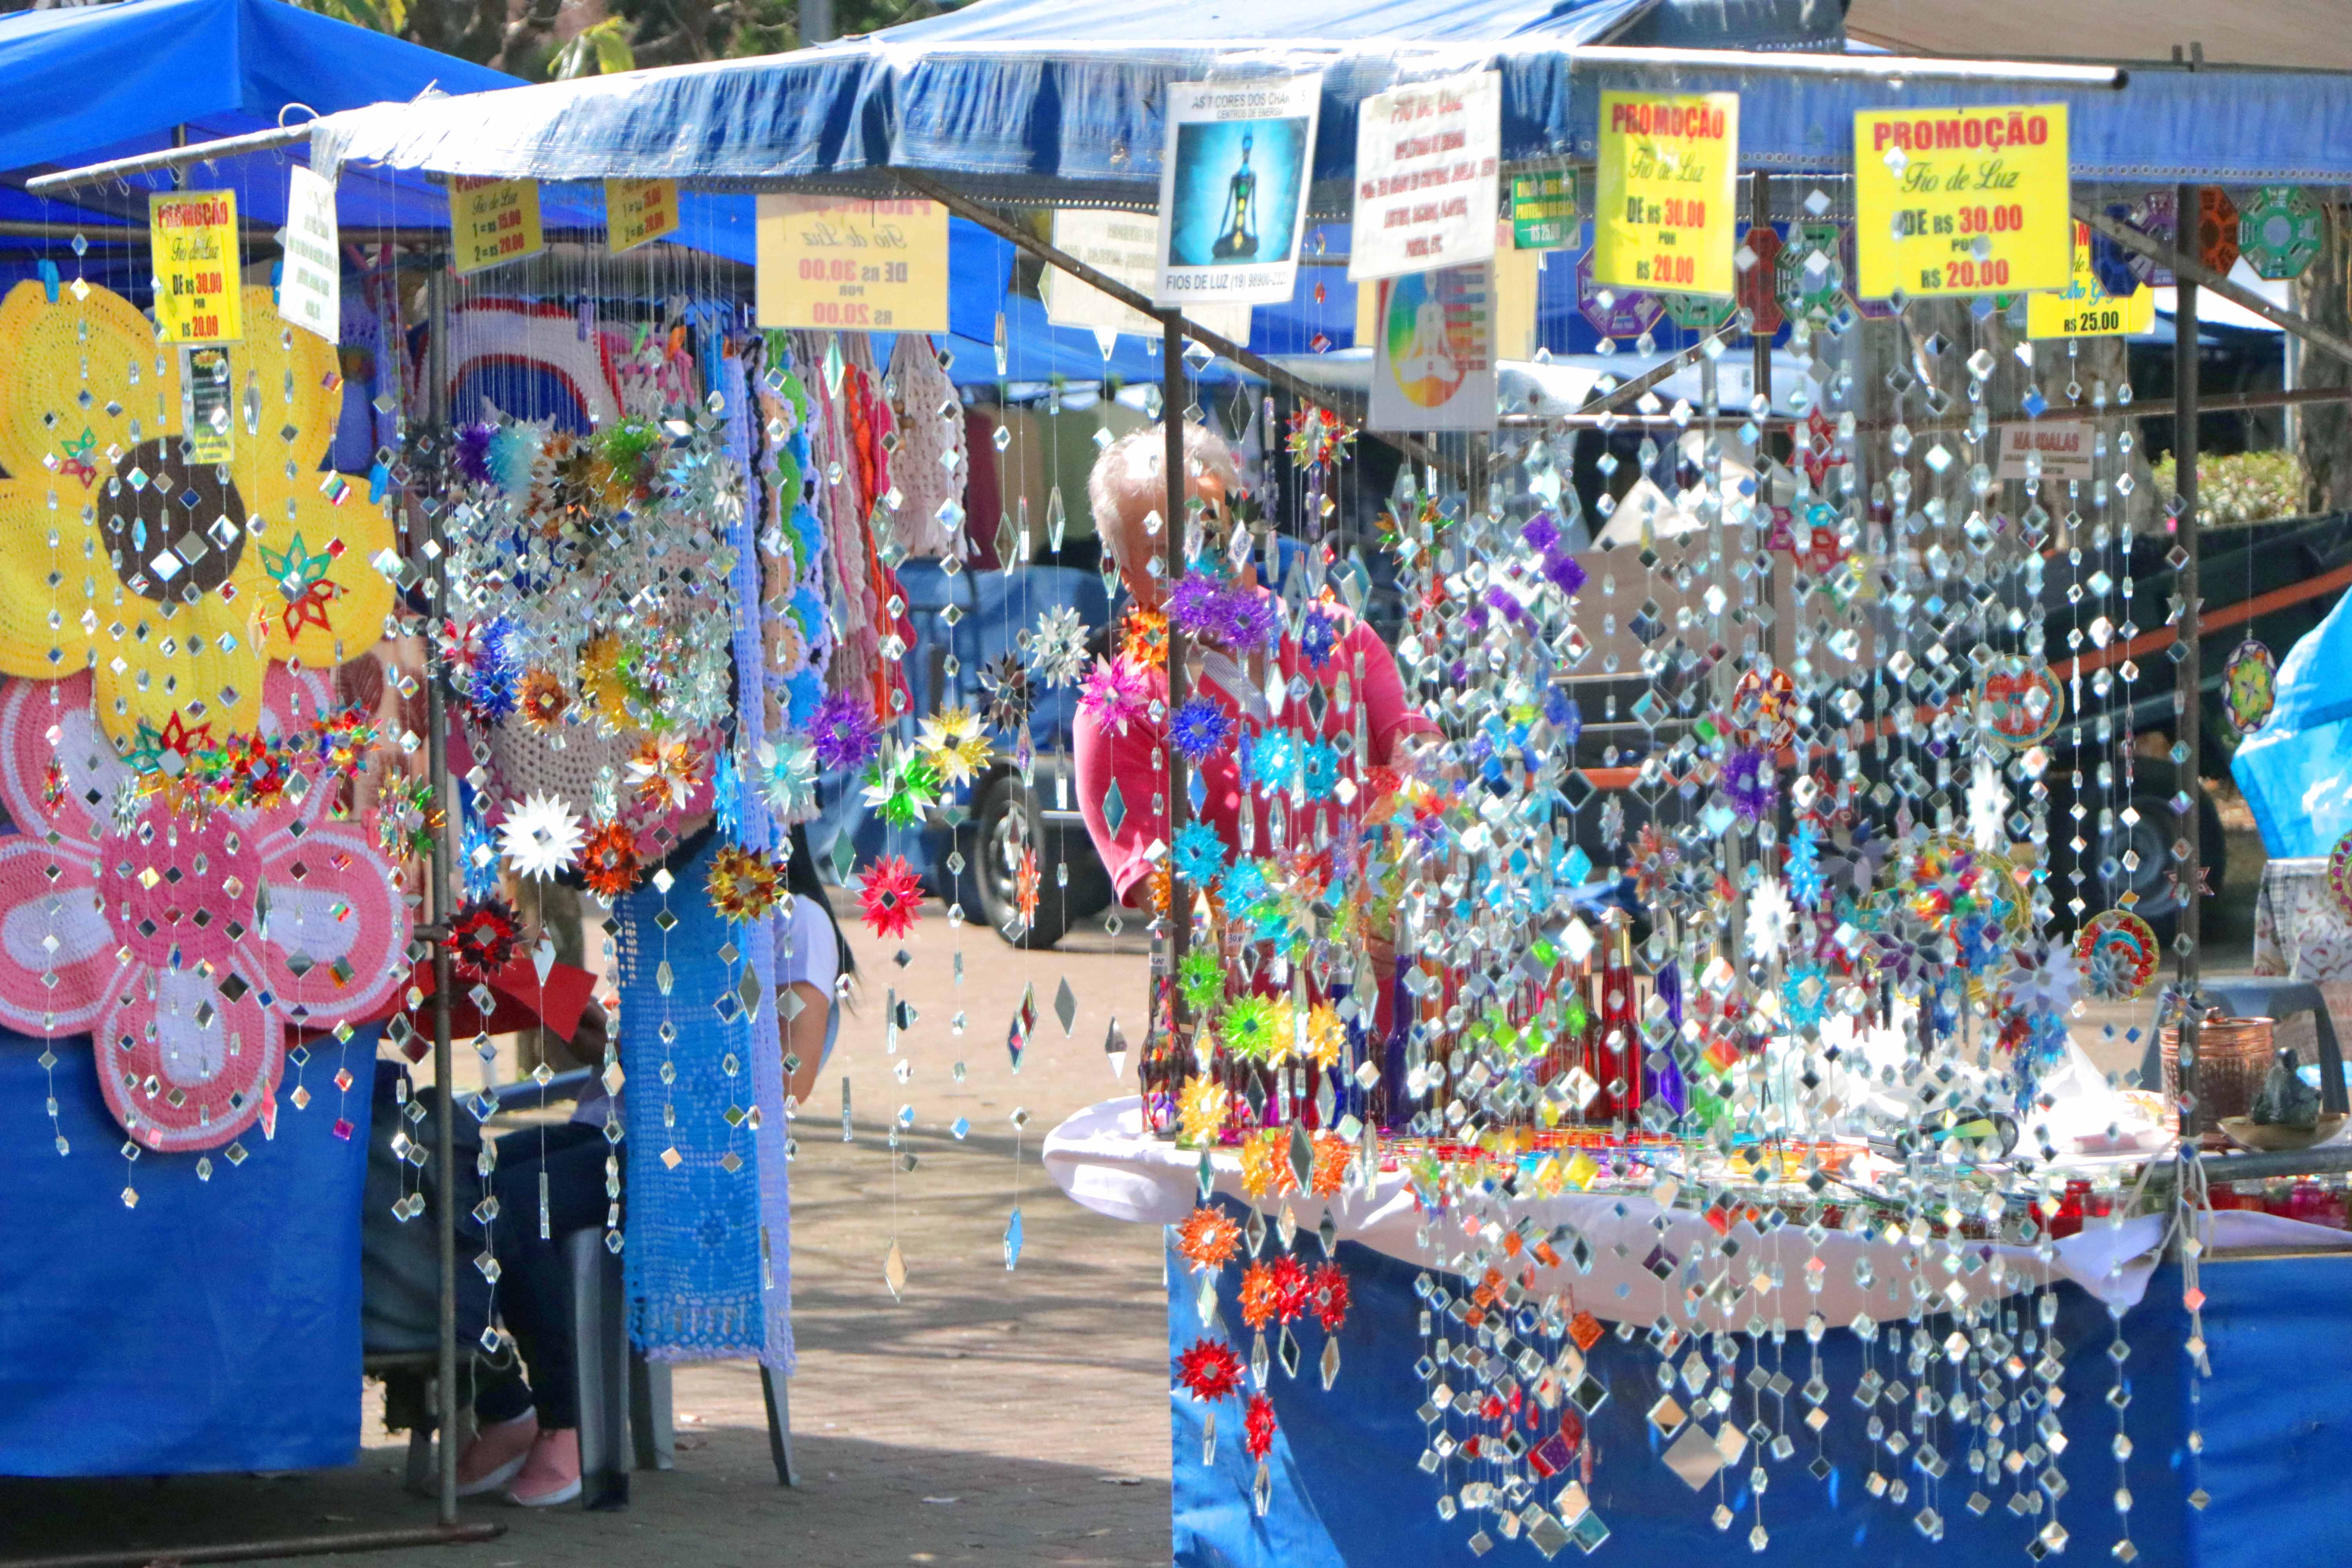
[1169,1200,2352,1568]
[0,1024,378,1476]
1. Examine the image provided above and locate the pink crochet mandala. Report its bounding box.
[0,671,412,1152]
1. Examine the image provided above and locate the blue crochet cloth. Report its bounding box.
[618,829,766,1362]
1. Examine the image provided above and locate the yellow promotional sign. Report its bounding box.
[1493,221,1539,359]
[2027,221,2155,338]
[755,196,949,332]
[606,178,681,254]
[1853,104,2069,299]
[1592,91,1738,298]
[148,190,242,344]
[449,176,545,275]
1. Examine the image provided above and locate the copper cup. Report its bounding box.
[2161,1015,2277,1138]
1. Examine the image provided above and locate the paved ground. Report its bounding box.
[4,902,1180,1568]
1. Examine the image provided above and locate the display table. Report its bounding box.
[1049,1100,2352,1568]
[0,1025,379,1476]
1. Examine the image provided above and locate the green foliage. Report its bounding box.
[550,15,635,78]
[289,0,962,76]
[302,0,411,33]
[2151,448,2309,529]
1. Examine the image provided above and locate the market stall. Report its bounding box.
[25,0,2352,1561]
[0,0,568,1511]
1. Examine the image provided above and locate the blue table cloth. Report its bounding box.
[0,1024,377,1476]
[1170,1201,2352,1567]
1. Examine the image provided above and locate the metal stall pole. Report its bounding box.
[1161,314,1193,1054]
[2171,183,2204,1130]
[423,267,463,1529]
[1749,171,1773,414]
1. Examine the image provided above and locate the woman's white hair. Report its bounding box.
[1087,421,1242,582]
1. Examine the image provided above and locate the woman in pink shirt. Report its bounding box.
[1072,423,1437,1079]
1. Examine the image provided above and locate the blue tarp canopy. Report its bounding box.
[310,0,2352,200]
[2233,588,2352,860]
[1,0,751,264]
[866,0,1837,45]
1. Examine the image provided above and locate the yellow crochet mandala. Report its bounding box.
[0,280,395,746]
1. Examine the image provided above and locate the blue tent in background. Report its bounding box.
[0,0,754,289]
[0,0,513,186]
[0,0,1230,383]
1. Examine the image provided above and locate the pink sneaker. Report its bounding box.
[509,1427,581,1507]
[455,1410,538,1498]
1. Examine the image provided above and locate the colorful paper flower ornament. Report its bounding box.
[860,743,941,829]
[1169,695,1234,764]
[916,706,993,787]
[0,671,410,1151]
[1177,1073,1230,1147]
[498,793,584,880]
[706,843,784,923]
[578,820,642,899]
[1024,605,1090,688]
[1308,1261,1351,1332]
[447,896,524,980]
[1243,1393,1279,1461]
[1177,1205,1243,1271]
[1078,658,1149,737]
[811,691,880,771]
[857,855,925,939]
[1240,1259,1282,1328]
[754,734,819,820]
[1176,1337,1245,1403]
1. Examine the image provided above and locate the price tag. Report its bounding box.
[149,190,242,344]
[279,166,339,345]
[449,177,545,276]
[1347,68,1500,281]
[755,196,949,332]
[1511,171,1577,252]
[2026,221,2154,339]
[1994,422,2095,483]
[606,178,681,254]
[183,347,234,465]
[1592,91,1738,298]
[1853,104,2069,299]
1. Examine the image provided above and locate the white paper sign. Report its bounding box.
[1348,69,1501,282]
[279,165,339,345]
[1153,74,1323,306]
[1044,209,1253,343]
[1995,422,2095,484]
[1367,262,1495,433]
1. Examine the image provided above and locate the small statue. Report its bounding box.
[2250,1045,2322,1129]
